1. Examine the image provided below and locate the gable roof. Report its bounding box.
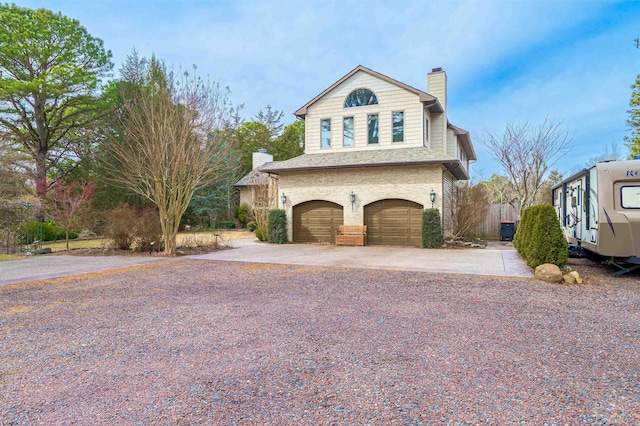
[447,123,477,161]
[234,163,273,187]
[260,147,470,180]
[294,65,444,118]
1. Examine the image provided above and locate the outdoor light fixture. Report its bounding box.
[430,188,436,208]
[281,193,287,206]
[350,190,356,211]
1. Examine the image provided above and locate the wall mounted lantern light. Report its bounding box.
[429,188,436,208]
[350,190,356,211]
[281,193,287,206]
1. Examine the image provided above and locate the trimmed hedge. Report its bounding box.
[215,221,236,230]
[267,209,287,244]
[22,221,77,243]
[514,205,568,268]
[422,208,443,248]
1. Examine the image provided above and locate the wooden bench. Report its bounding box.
[335,225,367,246]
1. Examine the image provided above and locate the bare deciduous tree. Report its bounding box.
[587,142,624,166]
[447,181,491,241]
[478,174,517,206]
[108,57,236,255]
[481,117,572,217]
[47,181,95,252]
[246,171,278,240]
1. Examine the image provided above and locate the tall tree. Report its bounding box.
[108,55,237,255]
[236,121,271,175]
[0,141,31,203]
[272,120,304,160]
[254,105,284,137]
[625,75,640,156]
[478,174,516,205]
[0,5,113,201]
[626,38,640,156]
[480,117,572,217]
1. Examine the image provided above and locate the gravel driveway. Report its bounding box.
[1,260,639,424]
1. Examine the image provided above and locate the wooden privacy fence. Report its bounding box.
[474,204,517,240]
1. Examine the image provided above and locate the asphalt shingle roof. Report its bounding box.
[259,147,469,179]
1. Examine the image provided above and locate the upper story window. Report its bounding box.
[344,88,378,108]
[392,111,404,142]
[368,114,379,144]
[423,109,430,147]
[321,119,331,148]
[343,117,354,147]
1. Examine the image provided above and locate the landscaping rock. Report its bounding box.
[563,270,583,284]
[34,248,52,255]
[534,263,563,283]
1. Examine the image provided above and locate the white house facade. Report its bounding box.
[256,65,476,246]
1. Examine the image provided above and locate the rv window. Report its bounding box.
[621,186,640,209]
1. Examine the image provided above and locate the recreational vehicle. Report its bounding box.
[551,159,640,274]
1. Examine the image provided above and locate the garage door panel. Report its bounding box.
[365,199,423,247]
[293,201,343,243]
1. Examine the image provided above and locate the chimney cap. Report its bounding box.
[431,67,443,72]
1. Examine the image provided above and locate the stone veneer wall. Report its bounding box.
[278,164,445,242]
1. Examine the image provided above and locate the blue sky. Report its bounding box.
[22,0,640,179]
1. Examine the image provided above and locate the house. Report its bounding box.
[249,65,476,246]
[236,149,278,209]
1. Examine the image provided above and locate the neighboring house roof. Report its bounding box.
[260,147,470,180]
[294,65,444,118]
[447,122,476,161]
[234,163,273,187]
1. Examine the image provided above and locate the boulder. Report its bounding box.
[562,270,583,284]
[534,263,563,283]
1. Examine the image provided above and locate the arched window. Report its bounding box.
[344,88,378,108]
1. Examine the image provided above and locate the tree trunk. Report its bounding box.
[66,229,70,252]
[160,212,178,256]
[35,149,48,202]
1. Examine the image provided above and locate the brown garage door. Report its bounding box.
[293,201,344,243]
[365,199,423,246]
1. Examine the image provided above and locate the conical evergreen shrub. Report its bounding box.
[267,209,288,244]
[422,208,443,248]
[528,204,568,268]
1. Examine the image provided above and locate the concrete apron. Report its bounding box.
[189,238,533,278]
[0,255,171,286]
[0,239,532,286]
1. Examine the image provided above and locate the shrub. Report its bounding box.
[56,229,78,240]
[107,205,137,250]
[22,221,59,242]
[235,203,251,227]
[422,208,443,248]
[215,221,236,229]
[514,205,568,268]
[247,221,258,232]
[267,209,287,244]
[133,208,164,253]
[528,205,568,268]
[255,226,267,241]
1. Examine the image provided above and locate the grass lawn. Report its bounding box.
[0,230,254,261]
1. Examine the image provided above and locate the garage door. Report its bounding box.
[293,201,344,243]
[365,199,423,246]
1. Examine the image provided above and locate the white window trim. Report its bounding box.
[343,116,355,147]
[392,110,404,143]
[321,118,331,148]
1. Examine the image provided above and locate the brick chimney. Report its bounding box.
[252,149,273,170]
